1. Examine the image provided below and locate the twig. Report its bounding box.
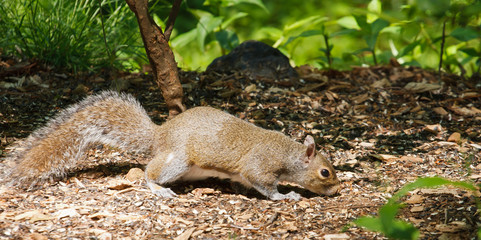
[98,0,112,59]
[438,20,447,74]
[323,34,332,68]
[165,0,182,41]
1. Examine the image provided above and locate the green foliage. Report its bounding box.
[0,0,146,71]
[172,0,480,76]
[354,177,479,240]
[1,0,480,75]
[171,0,267,61]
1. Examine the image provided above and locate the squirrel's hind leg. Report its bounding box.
[145,151,189,198]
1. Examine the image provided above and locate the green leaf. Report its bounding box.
[215,29,239,51]
[230,0,269,13]
[284,15,328,33]
[171,29,197,48]
[450,27,480,42]
[368,0,382,14]
[197,15,224,51]
[354,15,370,33]
[398,40,421,58]
[284,29,323,46]
[364,18,389,49]
[221,12,248,29]
[379,202,401,231]
[337,16,359,30]
[364,35,377,50]
[367,0,382,22]
[257,27,283,39]
[354,217,384,232]
[330,29,357,37]
[390,220,420,240]
[460,48,480,57]
[392,177,477,202]
[371,18,389,36]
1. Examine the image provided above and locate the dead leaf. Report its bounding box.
[370,78,391,88]
[351,93,370,104]
[410,205,424,212]
[107,179,133,190]
[192,188,217,197]
[405,194,424,204]
[359,142,375,149]
[447,132,461,143]
[392,105,411,116]
[450,106,481,116]
[435,221,469,233]
[433,107,449,116]
[424,124,443,134]
[244,84,257,93]
[404,82,441,93]
[14,210,53,222]
[399,156,424,163]
[378,154,398,161]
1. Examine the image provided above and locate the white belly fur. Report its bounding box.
[179,165,252,187]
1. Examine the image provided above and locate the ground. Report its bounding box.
[0,60,480,239]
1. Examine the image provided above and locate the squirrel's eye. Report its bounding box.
[320,169,330,178]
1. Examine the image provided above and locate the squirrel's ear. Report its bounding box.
[303,135,316,162]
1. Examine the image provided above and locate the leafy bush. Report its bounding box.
[354,177,479,240]
[0,0,146,71]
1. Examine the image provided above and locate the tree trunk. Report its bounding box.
[126,0,185,117]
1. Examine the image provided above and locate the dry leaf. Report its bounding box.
[107,179,133,190]
[404,82,441,93]
[435,221,469,233]
[405,194,424,204]
[244,84,257,93]
[15,210,53,222]
[433,107,449,116]
[192,188,217,197]
[410,206,424,212]
[399,156,424,163]
[447,132,461,143]
[424,124,443,134]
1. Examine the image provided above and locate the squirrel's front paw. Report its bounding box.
[152,188,177,198]
[270,191,301,201]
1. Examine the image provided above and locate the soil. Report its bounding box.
[0,59,480,239]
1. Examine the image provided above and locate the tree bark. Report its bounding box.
[126,0,185,117]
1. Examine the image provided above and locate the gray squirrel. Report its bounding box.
[6,91,340,200]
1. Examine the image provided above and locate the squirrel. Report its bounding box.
[5,91,340,200]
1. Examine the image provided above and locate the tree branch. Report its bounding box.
[165,0,182,41]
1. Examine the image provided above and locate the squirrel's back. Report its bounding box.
[157,106,300,173]
[6,91,158,186]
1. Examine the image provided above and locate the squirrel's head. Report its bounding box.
[299,135,340,196]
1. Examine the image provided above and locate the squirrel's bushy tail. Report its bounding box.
[6,91,159,188]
